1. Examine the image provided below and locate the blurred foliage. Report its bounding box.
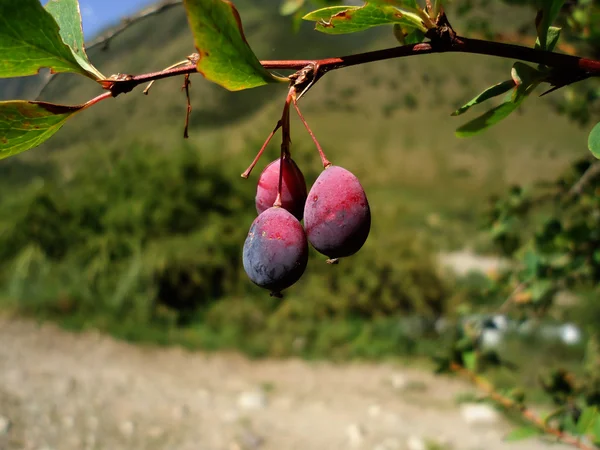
[0,140,453,359]
[482,157,600,317]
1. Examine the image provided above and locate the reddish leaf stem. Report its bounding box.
[291,94,331,169]
[241,121,282,178]
[274,88,294,208]
[82,91,113,109]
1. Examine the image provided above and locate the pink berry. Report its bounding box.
[255,157,307,221]
[243,207,308,296]
[304,165,371,260]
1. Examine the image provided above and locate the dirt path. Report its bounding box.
[0,316,568,450]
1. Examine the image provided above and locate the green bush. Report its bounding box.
[0,140,454,359]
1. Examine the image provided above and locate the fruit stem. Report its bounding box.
[291,93,332,169]
[275,88,295,208]
[241,121,282,178]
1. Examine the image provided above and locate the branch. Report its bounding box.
[104,33,600,97]
[450,362,597,450]
[86,0,183,51]
[569,161,600,196]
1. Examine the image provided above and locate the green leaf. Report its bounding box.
[563,412,579,435]
[535,26,561,52]
[455,98,525,137]
[588,122,600,159]
[368,0,420,9]
[44,0,104,80]
[504,426,542,442]
[529,279,554,302]
[303,3,426,35]
[593,416,600,444]
[0,100,83,159]
[536,0,564,51]
[452,80,515,116]
[0,0,99,79]
[577,406,598,435]
[280,0,305,16]
[462,350,477,371]
[456,63,542,137]
[393,23,425,45]
[182,0,286,91]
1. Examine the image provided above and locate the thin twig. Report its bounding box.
[498,281,528,313]
[182,74,191,138]
[86,0,183,51]
[569,161,600,197]
[450,362,596,450]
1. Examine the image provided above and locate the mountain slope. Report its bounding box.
[0,1,591,234]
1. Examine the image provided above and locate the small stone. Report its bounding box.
[147,426,165,439]
[0,415,11,435]
[460,403,500,426]
[196,388,211,405]
[62,416,74,429]
[238,390,267,411]
[406,435,426,450]
[222,410,240,423]
[367,404,381,418]
[238,429,264,449]
[86,416,99,430]
[272,396,293,410]
[346,423,365,447]
[383,412,401,425]
[119,420,135,437]
[389,373,407,390]
[172,404,190,420]
[373,438,400,450]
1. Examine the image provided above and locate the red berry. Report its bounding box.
[256,157,307,221]
[304,165,371,260]
[243,207,308,296]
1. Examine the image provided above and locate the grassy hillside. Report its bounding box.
[0,0,594,367]
[0,1,591,247]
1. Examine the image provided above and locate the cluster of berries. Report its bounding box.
[243,156,371,297]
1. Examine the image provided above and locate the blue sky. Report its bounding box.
[43,0,161,39]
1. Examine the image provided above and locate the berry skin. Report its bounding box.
[256,157,307,221]
[304,165,371,261]
[243,206,308,296]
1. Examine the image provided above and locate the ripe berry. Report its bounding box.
[304,165,371,261]
[256,157,307,221]
[243,206,308,296]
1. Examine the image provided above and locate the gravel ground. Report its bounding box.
[0,315,570,450]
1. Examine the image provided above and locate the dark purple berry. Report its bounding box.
[304,165,371,261]
[256,157,307,221]
[243,206,308,296]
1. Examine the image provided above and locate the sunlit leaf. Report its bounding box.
[369,0,419,9]
[455,98,525,137]
[504,426,542,442]
[456,63,543,137]
[577,406,598,435]
[0,0,99,79]
[588,122,600,159]
[303,3,426,35]
[536,0,565,51]
[452,80,515,116]
[462,350,477,371]
[393,23,425,44]
[0,100,83,159]
[280,0,305,15]
[182,0,286,91]
[535,26,561,52]
[44,0,104,80]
